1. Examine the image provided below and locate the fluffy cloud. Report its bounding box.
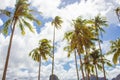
[0,0,16,9]
[0,19,3,26]
[0,0,120,80]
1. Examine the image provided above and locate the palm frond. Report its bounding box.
[18,19,25,35]
[0,9,11,17]
[2,19,12,35]
[22,19,35,33]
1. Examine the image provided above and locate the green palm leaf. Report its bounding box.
[22,19,35,33]
[2,19,12,35]
[0,9,11,17]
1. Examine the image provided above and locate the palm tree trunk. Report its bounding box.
[52,26,55,75]
[38,55,41,80]
[95,65,98,80]
[85,48,90,80]
[2,20,17,80]
[98,36,106,80]
[79,54,85,80]
[74,50,80,80]
[87,72,90,80]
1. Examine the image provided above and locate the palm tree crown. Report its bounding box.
[109,38,120,64]
[2,0,41,35]
[29,39,52,80]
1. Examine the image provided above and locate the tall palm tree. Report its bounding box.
[109,38,120,64]
[73,17,95,80]
[64,17,95,80]
[90,48,102,80]
[82,54,94,80]
[64,31,80,80]
[2,0,41,79]
[29,39,52,80]
[89,48,112,80]
[91,14,108,80]
[51,16,63,75]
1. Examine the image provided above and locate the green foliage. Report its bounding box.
[51,16,63,29]
[22,19,35,33]
[0,9,11,17]
[2,19,12,35]
[108,38,120,64]
[1,0,41,36]
[29,39,52,62]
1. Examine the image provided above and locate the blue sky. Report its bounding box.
[0,0,120,80]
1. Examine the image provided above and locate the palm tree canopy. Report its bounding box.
[64,17,96,57]
[1,0,41,35]
[108,38,120,64]
[89,14,108,36]
[29,39,52,62]
[73,17,95,49]
[51,16,63,29]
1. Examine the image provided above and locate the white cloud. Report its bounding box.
[0,19,3,26]
[0,0,16,9]
[0,0,120,80]
[30,0,61,18]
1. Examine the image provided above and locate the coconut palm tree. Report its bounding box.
[90,48,102,80]
[90,14,108,80]
[51,16,63,75]
[73,17,96,80]
[29,39,52,80]
[64,31,80,80]
[82,54,94,80]
[109,38,120,64]
[64,17,95,80]
[89,48,112,80]
[2,0,41,79]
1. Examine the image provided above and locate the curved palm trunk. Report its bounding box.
[95,65,98,80]
[2,20,17,80]
[79,54,85,80]
[74,50,80,80]
[38,55,41,80]
[52,26,55,75]
[98,36,106,80]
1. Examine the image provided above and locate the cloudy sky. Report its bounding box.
[0,0,120,80]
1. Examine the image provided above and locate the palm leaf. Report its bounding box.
[18,19,25,35]
[97,64,103,71]
[23,13,41,25]
[0,9,11,17]
[113,51,120,64]
[106,62,112,67]
[2,18,12,35]
[22,19,35,33]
